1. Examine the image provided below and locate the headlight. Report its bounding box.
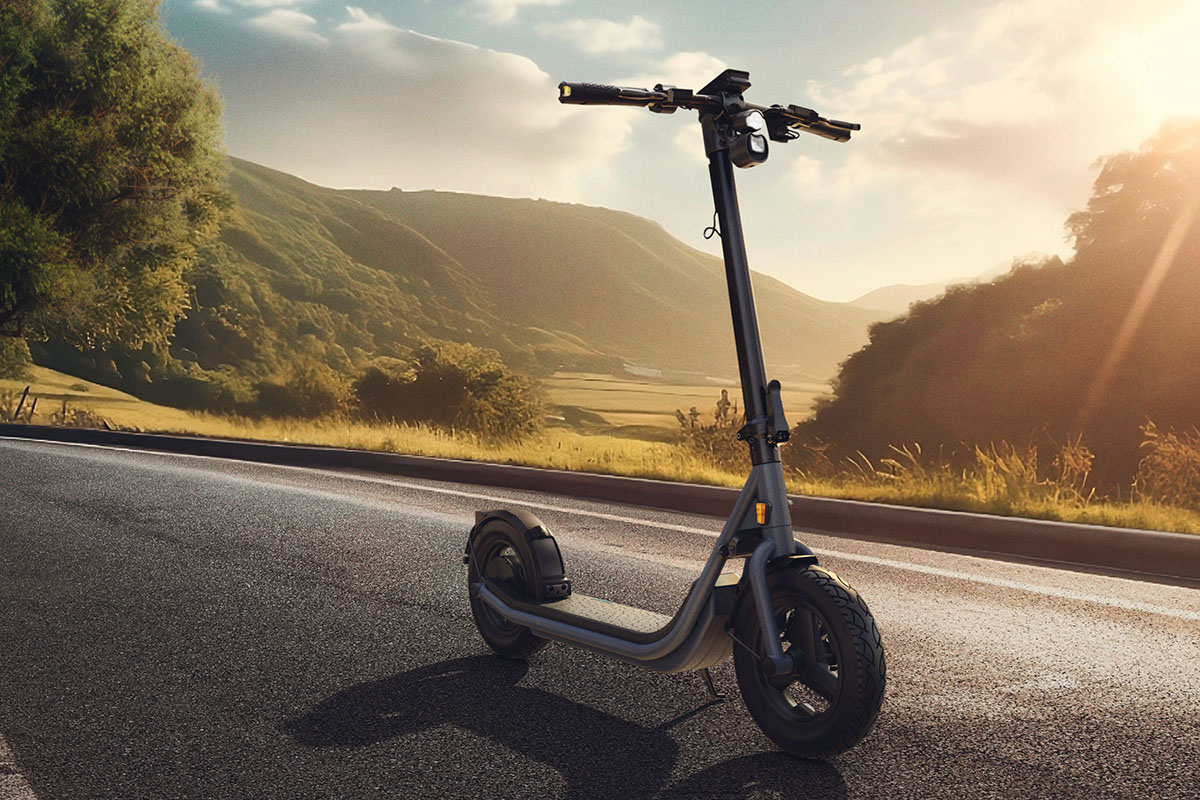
[730,132,768,167]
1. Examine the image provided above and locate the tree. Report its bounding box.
[0,0,225,348]
[354,342,544,441]
[793,120,1200,489]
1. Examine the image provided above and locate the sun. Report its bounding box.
[1103,4,1200,121]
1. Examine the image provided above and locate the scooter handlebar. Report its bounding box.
[559,79,860,142]
[558,82,666,107]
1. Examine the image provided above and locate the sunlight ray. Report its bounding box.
[1074,189,1200,430]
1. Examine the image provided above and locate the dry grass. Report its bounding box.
[6,366,1199,535]
[786,439,1200,534]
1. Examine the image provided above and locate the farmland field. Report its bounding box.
[542,371,828,436]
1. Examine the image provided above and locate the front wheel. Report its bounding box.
[732,564,885,759]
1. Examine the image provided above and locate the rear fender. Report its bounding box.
[466,509,572,601]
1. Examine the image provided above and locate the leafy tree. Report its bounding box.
[795,120,1200,489]
[354,342,544,441]
[0,0,225,348]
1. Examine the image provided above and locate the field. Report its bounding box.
[542,371,827,438]
[5,366,1199,535]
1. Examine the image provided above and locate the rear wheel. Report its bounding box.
[467,522,549,659]
[732,565,885,758]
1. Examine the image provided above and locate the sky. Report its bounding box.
[162,0,1200,302]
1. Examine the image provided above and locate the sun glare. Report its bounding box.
[1104,5,1200,121]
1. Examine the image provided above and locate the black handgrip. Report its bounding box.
[827,118,861,131]
[558,82,663,107]
[803,121,854,142]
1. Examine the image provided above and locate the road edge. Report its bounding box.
[2,423,1198,584]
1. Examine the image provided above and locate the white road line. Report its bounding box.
[9,437,1200,622]
[0,733,38,800]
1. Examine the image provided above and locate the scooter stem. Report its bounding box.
[707,148,776,466]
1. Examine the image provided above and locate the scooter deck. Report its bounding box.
[498,572,741,645]
[542,593,672,634]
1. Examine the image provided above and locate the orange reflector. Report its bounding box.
[756,502,767,525]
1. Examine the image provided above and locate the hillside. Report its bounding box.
[349,186,881,381]
[800,121,1200,487]
[32,158,880,407]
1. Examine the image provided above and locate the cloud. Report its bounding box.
[235,0,314,6]
[193,0,230,12]
[617,51,728,95]
[813,0,1191,200]
[474,0,566,25]
[247,8,327,46]
[791,155,822,187]
[673,125,707,164]
[802,0,1198,270]
[535,15,662,53]
[209,7,633,199]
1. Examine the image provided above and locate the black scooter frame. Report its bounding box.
[470,69,857,678]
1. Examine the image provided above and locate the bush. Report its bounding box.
[255,361,350,418]
[354,342,543,441]
[0,336,31,378]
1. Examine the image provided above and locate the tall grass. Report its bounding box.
[7,368,1199,535]
[785,437,1200,534]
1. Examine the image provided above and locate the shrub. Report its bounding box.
[0,336,31,378]
[354,342,543,441]
[255,361,350,419]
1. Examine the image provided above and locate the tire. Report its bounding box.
[467,521,549,659]
[732,564,885,758]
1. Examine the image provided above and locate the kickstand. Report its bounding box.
[699,668,725,701]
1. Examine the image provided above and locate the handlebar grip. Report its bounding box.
[805,121,854,142]
[558,82,661,107]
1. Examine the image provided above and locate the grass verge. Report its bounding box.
[5,367,1198,535]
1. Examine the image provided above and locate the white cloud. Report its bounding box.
[193,0,229,12]
[816,0,1192,196]
[535,15,662,53]
[617,51,728,95]
[235,0,314,6]
[806,0,1199,267]
[673,125,707,164]
[791,155,821,187]
[474,0,565,25]
[214,7,633,199]
[247,8,327,46]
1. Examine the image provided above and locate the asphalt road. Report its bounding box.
[1,438,1198,800]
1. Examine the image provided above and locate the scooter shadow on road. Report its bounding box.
[280,655,847,799]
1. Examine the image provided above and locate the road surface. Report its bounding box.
[1,438,1198,799]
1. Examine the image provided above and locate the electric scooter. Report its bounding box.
[464,69,885,759]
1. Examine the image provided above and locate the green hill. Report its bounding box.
[799,121,1200,488]
[349,185,880,381]
[32,157,880,408]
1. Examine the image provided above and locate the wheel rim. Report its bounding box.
[479,543,527,634]
[756,600,844,722]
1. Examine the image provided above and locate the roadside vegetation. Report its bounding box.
[5,367,1200,535]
